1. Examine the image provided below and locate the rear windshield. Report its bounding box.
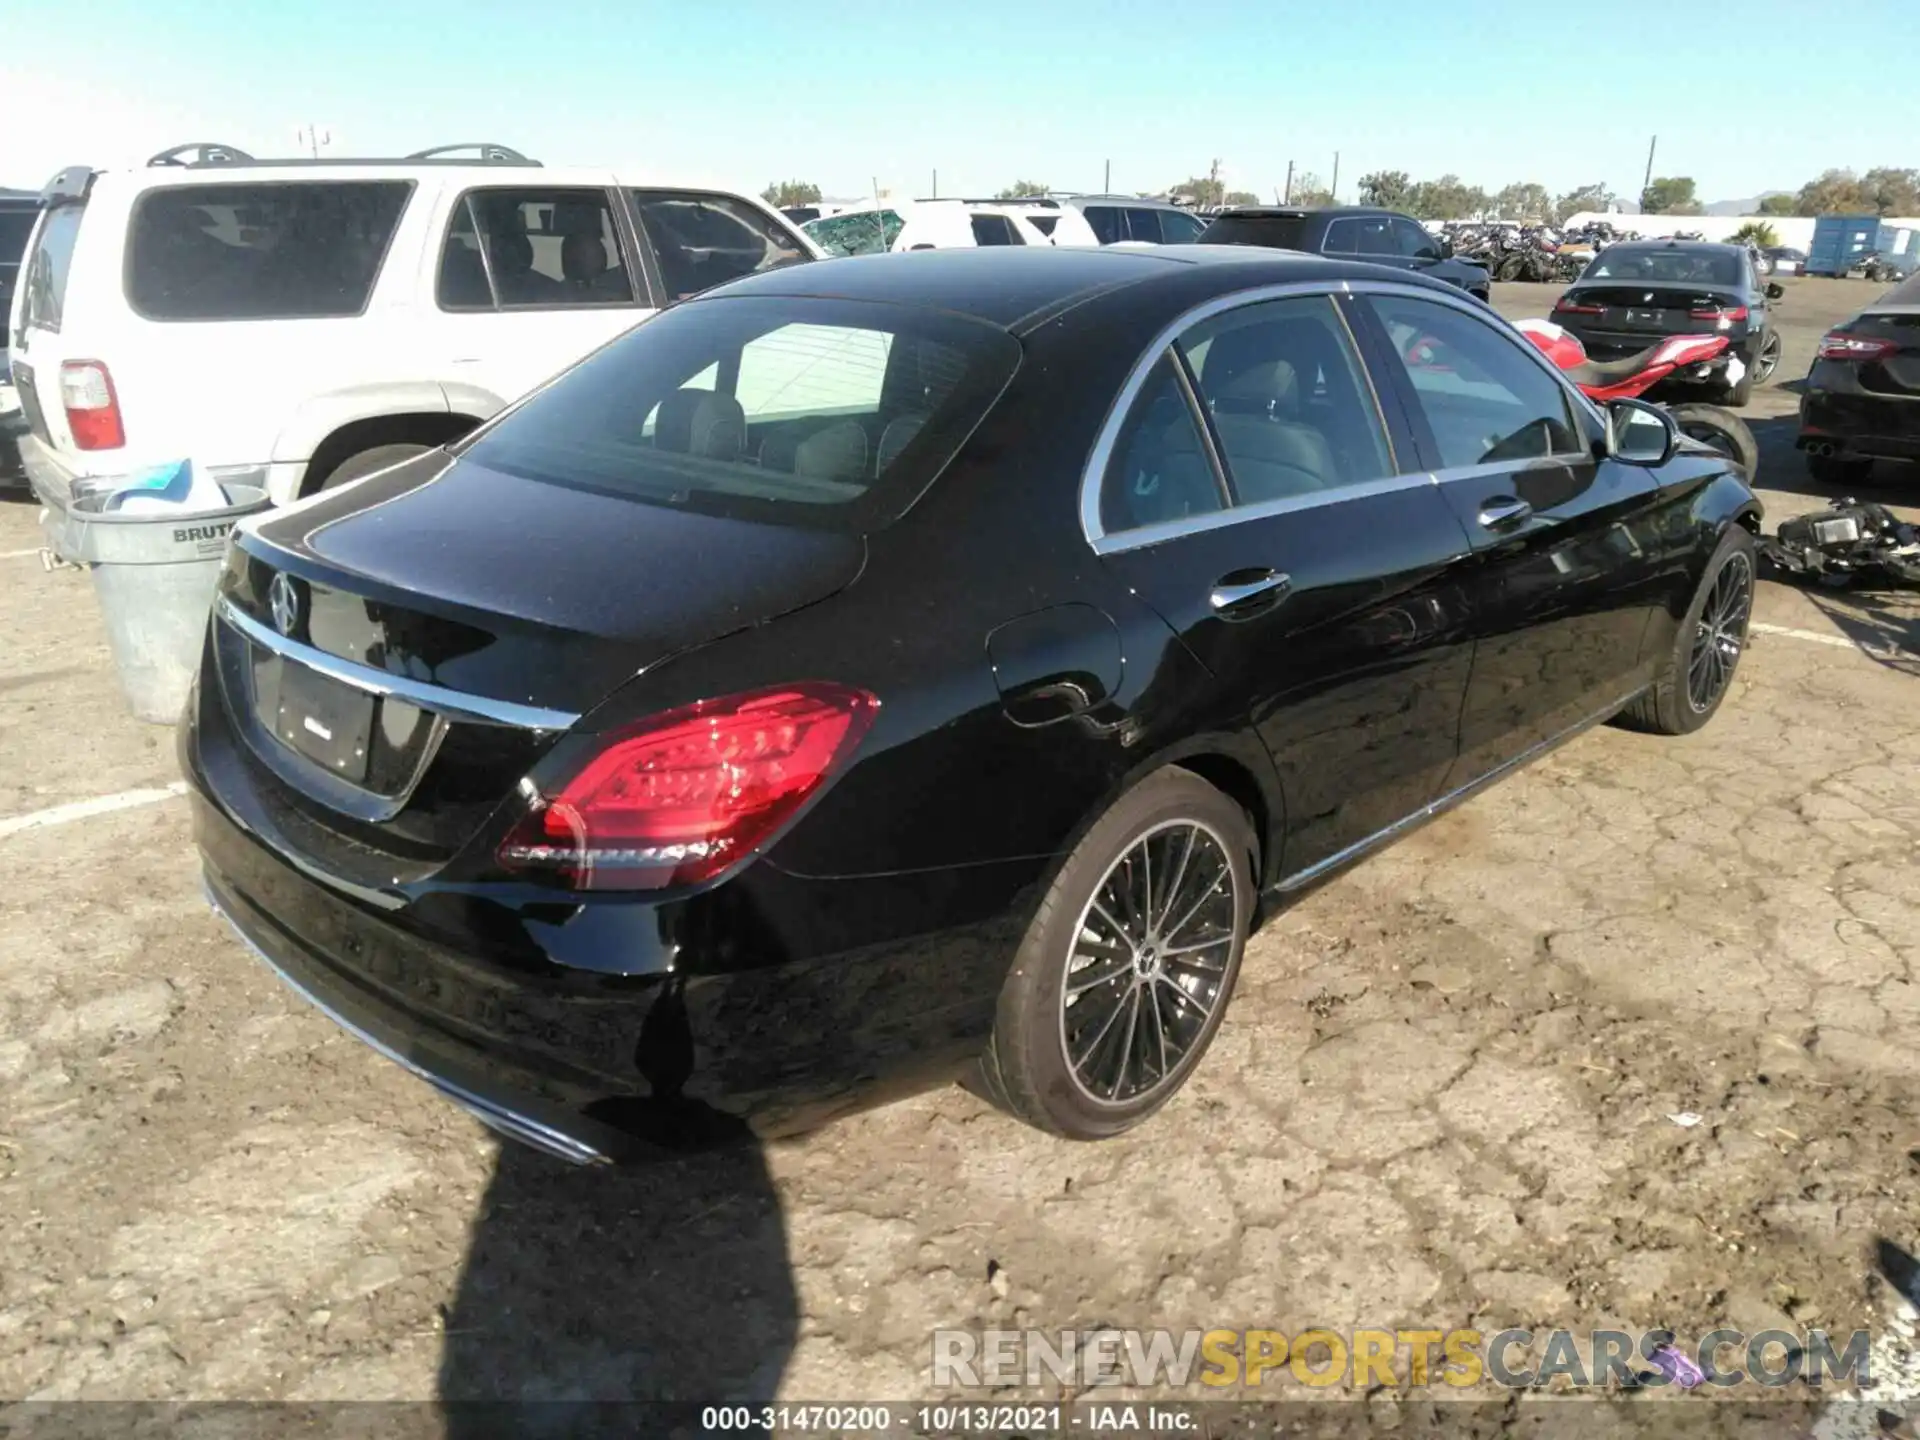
[460,295,1021,532]
[127,181,412,321]
[21,203,83,333]
[1198,214,1310,251]
[1584,245,1744,287]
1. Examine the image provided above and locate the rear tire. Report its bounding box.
[1806,450,1874,486]
[975,767,1255,1140]
[1719,365,1755,407]
[315,442,432,492]
[1752,330,1783,385]
[1615,526,1755,737]
[1669,403,1759,481]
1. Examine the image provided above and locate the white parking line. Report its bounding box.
[1751,621,1915,658]
[0,782,189,840]
[0,548,44,560]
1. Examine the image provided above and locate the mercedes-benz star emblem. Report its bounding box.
[267,572,304,639]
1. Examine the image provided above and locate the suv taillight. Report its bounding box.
[1816,332,1898,362]
[59,361,125,450]
[498,682,879,891]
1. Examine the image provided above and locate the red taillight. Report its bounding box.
[498,682,879,891]
[1817,332,1898,362]
[59,360,125,450]
[1552,297,1603,315]
[1689,304,1749,323]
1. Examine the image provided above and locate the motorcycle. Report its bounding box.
[1757,500,1920,589]
[1857,251,1906,285]
[1511,318,1760,481]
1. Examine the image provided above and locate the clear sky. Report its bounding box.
[2,0,1913,205]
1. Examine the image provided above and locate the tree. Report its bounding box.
[1864,167,1920,216]
[1169,175,1225,208]
[1553,182,1616,225]
[1640,176,1700,215]
[1286,171,1333,207]
[1222,189,1260,207]
[1756,193,1800,217]
[761,179,821,208]
[1357,170,1413,211]
[996,180,1049,200]
[1795,168,1872,216]
[1406,174,1487,221]
[1731,220,1780,248]
[1493,181,1552,222]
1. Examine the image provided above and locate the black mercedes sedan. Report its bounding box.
[1799,269,1920,485]
[184,246,1761,1164]
[1552,240,1785,405]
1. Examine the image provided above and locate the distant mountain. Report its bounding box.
[1705,191,1791,216]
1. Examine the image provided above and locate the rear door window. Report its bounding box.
[1083,206,1123,245]
[21,203,83,333]
[128,181,411,321]
[1122,209,1164,244]
[438,186,634,311]
[1159,209,1205,242]
[631,190,810,302]
[1321,218,1359,254]
[969,213,1023,246]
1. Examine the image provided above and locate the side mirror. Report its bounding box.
[1607,398,1677,466]
[1765,281,1785,300]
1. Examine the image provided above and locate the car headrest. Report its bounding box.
[488,231,534,275]
[793,421,869,481]
[876,414,928,473]
[654,389,745,461]
[561,234,608,282]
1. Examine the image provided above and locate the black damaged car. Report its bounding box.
[184,246,1761,1164]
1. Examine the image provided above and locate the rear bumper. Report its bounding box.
[180,664,1030,1163]
[1800,386,1920,461]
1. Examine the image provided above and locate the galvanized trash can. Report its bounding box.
[67,484,271,724]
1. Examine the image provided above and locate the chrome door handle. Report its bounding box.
[1209,569,1292,614]
[1477,496,1532,529]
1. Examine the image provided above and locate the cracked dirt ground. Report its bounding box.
[0,279,1914,1425]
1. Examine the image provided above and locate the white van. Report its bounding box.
[6,142,819,540]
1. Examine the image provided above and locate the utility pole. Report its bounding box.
[1104,159,1111,193]
[1208,157,1220,207]
[1330,151,1340,203]
[931,169,937,199]
[295,123,331,159]
[1642,135,1657,205]
[1284,160,1294,203]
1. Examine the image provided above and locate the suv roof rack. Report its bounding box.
[913,195,1064,208]
[142,141,540,170]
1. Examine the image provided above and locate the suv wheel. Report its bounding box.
[317,442,432,492]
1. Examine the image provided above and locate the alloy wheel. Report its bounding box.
[1688,551,1753,713]
[1059,820,1239,1106]
[1753,331,1783,384]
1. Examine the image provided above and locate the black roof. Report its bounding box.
[1212,205,1398,221]
[706,244,1368,331]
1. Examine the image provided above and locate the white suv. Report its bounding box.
[7,142,818,540]
[799,200,1054,255]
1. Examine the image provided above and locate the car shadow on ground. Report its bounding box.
[1748,414,1919,508]
[439,1138,797,1436]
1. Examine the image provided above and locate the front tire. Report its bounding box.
[316,442,432,492]
[976,767,1255,1139]
[1616,527,1755,736]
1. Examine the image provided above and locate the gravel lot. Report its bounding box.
[0,276,1915,1426]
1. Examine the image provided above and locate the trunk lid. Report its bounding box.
[210,449,865,864]
[1845,307,1920,398]
[1564,282,1748,339]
